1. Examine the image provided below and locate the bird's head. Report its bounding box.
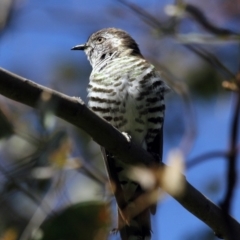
[71,28,143,68]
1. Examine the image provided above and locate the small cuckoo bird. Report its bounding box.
[72,28,169,240]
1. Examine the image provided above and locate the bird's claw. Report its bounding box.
[122,132,131,142]
[72,96,85,105]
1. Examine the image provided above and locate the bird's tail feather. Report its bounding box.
[119,208,151,240]
[100,147,152,240]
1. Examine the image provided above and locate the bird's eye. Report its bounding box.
[97,37,104,43]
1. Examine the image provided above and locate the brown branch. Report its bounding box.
[0,67,240,239]
[0,68,150,166]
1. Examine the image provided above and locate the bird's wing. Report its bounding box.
[144,70,166,214]
[146,124,163,215]
[147,122,164,163]
[100,147,127,210]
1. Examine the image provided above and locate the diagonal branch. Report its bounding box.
[0,67,240,239]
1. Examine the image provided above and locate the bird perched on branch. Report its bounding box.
[72,28,169,240]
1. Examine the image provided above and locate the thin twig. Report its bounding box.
[184,4,238,36]
[187,151,228,169]
[118,0,163,30]
[220,88,240,213]
[0,163,52,215]
[187,145,240,169]
[152,62,197,156]
[77,159,107,185]
[184,44,236,79]
[118,0,237,81]
[19,170,66,240]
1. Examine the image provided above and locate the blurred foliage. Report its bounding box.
[35,202,110,240]
[186,64,223,99]
[0,93,105,240]
[1,227,18,240]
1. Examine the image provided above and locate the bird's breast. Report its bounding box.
[87,56,166,146]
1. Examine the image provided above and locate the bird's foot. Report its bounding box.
[122,132,131,142]
[72,96,85,105]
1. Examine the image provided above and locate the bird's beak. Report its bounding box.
[71,44,87,50]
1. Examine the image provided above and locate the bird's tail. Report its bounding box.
[101,147,152,240]
[119,208,151,240]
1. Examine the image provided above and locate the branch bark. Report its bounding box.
[0,67,240,239]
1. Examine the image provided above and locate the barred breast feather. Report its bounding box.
[88,55,169,150]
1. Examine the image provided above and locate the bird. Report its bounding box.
[72,28,169,240]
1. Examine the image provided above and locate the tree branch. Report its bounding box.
[0,67,240,239]
[184,4,237,36]
[221,91,240,213]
